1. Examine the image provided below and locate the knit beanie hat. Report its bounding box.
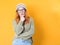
[16,3,26,10]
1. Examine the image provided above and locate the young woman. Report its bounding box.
[12,3,34,45]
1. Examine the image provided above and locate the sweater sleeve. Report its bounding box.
[17,17,34,39]
[12,19,24,36]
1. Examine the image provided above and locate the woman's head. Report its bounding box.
[16,3,27,18]
[15,3,30,24]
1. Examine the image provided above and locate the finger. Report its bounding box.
[21,15,25,17]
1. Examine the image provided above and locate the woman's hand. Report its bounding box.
[20,15,25,22]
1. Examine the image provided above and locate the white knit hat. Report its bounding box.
[16,3,26,10]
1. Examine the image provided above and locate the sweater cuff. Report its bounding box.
[18,20,24,26]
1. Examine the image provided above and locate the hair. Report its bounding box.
[15,8,30,25]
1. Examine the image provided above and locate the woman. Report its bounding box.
[12,3,34,45]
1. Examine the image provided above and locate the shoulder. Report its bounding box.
[29,16,34,23]
[12,19,15,22]
[30,16,34,21]
[12,19,16,24]
[26,16,34,21]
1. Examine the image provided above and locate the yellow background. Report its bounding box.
[0,0,60,45]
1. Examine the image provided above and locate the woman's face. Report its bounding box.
[17,8,26,17]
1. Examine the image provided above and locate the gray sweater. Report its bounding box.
[12,16,34,43]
